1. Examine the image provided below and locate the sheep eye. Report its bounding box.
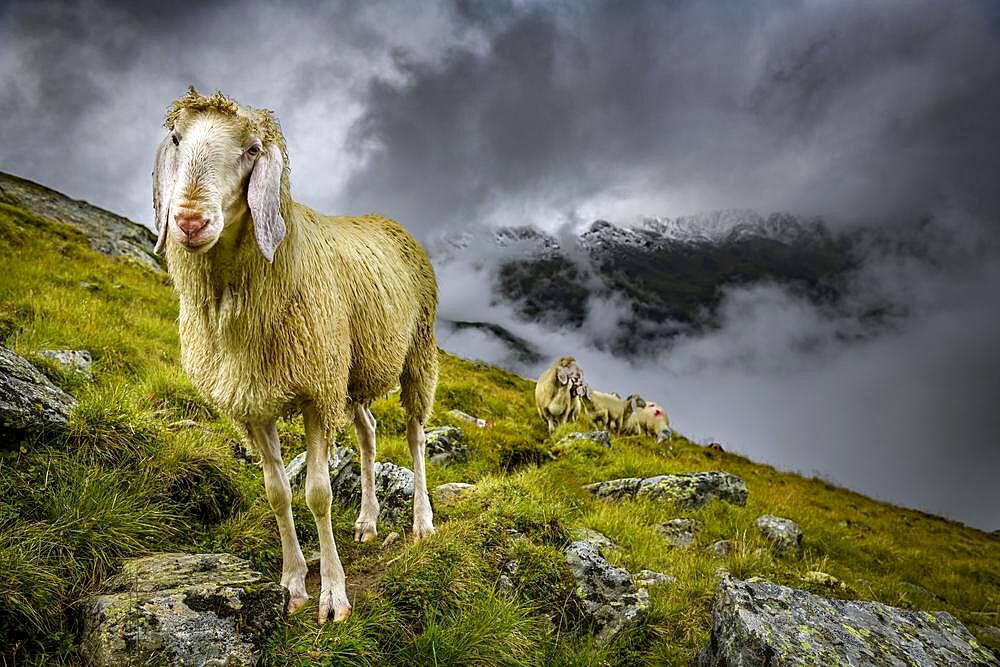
[171,133,180,146]
[246,144,261,157]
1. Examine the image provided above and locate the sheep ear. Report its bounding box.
[152,135,177,255]
[248,144,286,263]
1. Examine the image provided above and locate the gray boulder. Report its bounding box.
[706,540,734,556]
[555,431,612,451]
[697,576,997,666]
[0,345,77,444]
[569,527,619,554]
[81,553,286,667]
[655,518,703,548]
[432,481,475,504]
[425,425,470,464]
[285,446,415,523]
[37,349,93,380]
[584,471,748,508]
[634,569,676,588]
[564,540,648,645]
[754,514,803,555]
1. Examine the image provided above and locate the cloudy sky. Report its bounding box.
[2,0,999,528]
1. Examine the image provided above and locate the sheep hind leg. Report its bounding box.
[352,404,379,542]
[406,417,435,540]
[247,421,308,614]
[303,404,351,623]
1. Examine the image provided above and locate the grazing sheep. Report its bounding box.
[152,89,439,625]
[580,388,631,431]
[535,356,585,433]
[625,399,673,447]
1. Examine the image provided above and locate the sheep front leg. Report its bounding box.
[406,417,435,540]
[303,404,352,623]
[352,404,379,542]
[247,421,309,614]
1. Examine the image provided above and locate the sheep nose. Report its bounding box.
[174,209,208,237]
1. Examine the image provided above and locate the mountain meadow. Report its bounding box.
[1,171,998,665]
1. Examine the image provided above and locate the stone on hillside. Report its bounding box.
[81,553,286,667]
[564,540,648,645]
[696,576,997,666]
[0,345,77,444]
[655,518,703,548]
[284,446,415,523]
[802,570,847,591]
[706,540,733,556]
[754,514,803,555]
[555,430,612,452]
[37,349,93,379]
[569,527,619,554]
[381,531,402,549]
[634,570,676,588]
[584,471,748,508]
[425,425,470,464]
[433,481,475,504]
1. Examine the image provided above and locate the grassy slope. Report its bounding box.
[1,200,998,665]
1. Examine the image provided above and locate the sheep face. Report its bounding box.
[154,91,287,262]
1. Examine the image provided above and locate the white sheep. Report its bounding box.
[580,389,630,431]
[152,89,439,624]
[624,397,673,448]
[534,356,585,433]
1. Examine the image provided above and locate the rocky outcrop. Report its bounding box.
[655,518,703,548]
[706,540,733,556]
[583,471,748,508]
[634,570,675,588]
[0,171,161,271]
[0,345,77,444]
[697,576,998,666]
[37,349,93,380]
[569,527,619,554]
[285,446,415,523]
[754,514,803,555]
[555,431,612,452]
[81,553,287,667]
[425,425,470,465]
[432,481,475,504]
[564,540,648,645]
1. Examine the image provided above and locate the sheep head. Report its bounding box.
[153,88,290,262]
[554,356,583,387]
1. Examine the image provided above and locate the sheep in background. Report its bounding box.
[580,388,632,431]
[152,89,439,625]
[535,356,585,433]
[624,397,673,448]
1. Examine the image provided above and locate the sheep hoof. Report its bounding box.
[354,519,378,542]
[412,521,436,541]
[287,593,309,615]
[318,591,352,624]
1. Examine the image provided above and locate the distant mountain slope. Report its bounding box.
[0,171,160,272]
[436,211,861,356]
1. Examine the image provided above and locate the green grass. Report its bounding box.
[0,197,998,665]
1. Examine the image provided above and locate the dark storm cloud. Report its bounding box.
[345,0,1000,237]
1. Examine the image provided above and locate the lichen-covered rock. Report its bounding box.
[697,576,998,666]
[37,349,93,379]
[425,425,470,464]
[81,553,287,667]
[706,540,733,556]
[564,540,648,645]
[584,471,747,508]
[0,345,77,444]
[754,514,803,555]
[432,481,475,504]
[802,570,847,591]
[556,431,612,451]
[581,476,642,500]
[634,569,676,588]
[0,171,161,271]
[285,446,415,523]
[569,527,619,554]
[655,518,703,548]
